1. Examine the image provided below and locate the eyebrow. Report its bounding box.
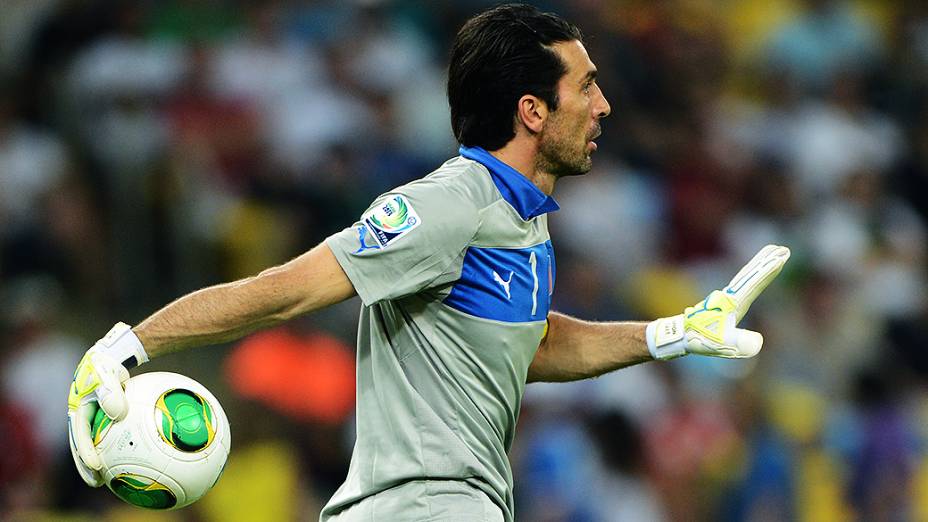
[580,69,597,85]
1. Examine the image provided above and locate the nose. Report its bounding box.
[594,85,611,119]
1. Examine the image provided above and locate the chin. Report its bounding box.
[539,142,594,177]
[576,163,593,176]
[573,154,594,176]
[557,160,592,178]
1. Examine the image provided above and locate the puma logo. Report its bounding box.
[353,225,380,254]
[492,270,514,300]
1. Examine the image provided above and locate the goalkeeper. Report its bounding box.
[68,4,789,522]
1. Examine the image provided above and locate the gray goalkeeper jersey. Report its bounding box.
[321,146,558,521]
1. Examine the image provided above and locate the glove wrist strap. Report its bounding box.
[646,315,687,361]
[98,322,149,369]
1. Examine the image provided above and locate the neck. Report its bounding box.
[488,137,556,195]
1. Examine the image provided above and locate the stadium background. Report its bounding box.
[2,0,928,520]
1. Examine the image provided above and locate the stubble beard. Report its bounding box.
[536,119,594,178]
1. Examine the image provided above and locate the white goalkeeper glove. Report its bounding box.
[646,245,790,360]
[67,322,149,487]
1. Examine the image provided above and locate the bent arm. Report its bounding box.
[526,312,653,383]
[134,242,355,358]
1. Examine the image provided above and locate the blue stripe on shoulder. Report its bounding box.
[444,241,555,323]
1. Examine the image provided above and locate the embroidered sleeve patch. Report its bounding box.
[361,194,422,248]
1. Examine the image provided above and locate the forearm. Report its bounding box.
[526,312,653,383]
[134,244,354,358]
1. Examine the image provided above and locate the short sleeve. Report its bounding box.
[326,181,479,305]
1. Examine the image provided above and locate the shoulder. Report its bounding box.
[402,156,500,211]
[379,155,500,226]
[360,156,499,244]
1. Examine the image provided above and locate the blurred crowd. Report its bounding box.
[1,0,928,520]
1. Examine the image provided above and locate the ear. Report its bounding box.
[515,94,548,135]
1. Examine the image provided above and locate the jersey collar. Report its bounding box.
[459,145,560,220]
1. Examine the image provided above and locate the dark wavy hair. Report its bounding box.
[448,4,583,151]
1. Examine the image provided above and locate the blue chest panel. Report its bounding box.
[444,241,555,322]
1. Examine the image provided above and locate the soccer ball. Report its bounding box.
[89,371,231,510]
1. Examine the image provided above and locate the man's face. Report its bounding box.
[537,40,611,178]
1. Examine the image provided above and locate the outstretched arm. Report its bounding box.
[135,243,355,357]
[526,245,791,383]
[68,241,355,487]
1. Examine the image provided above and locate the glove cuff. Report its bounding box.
[646,315,687,361]
[97,322,149,369]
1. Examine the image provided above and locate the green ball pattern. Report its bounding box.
[158,389,215,452]
[110,474,177,509]
[90,404,113,446]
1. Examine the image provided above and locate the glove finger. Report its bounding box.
[726,245,778,288]
[69,404,104,472]
[685,326,764,359]
[685,333,738,358]
[724,245,790,316]
[724,245,788,297]
[91,353,130,421]
[733,328,764,358]
[68,414,104,487]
